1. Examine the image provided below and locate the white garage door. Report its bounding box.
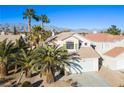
[69,59,98,73]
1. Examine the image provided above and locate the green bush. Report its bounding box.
[21,81,32,87]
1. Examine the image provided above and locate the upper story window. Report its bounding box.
[66,42,74,49]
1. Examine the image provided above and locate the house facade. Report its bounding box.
[46,32,101,73]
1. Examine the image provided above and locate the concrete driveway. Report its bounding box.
[61,72,110,87]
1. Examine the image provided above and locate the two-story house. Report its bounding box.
[46,32,101,73]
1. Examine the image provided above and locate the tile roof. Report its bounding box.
[85,33,124,42]
[77,47,100,58]
[56,32,75,41]
[104,47,124,57]
[45,32,75,42]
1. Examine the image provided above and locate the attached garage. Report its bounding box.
[66,47,100,74]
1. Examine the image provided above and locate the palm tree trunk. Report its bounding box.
[14,64,18,73]
[16,71,24,85]
[25,69,31,78]
[46,68,55,84]
[0,62,7,79]
[28,18,31,32]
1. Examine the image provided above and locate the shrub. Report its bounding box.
[21,81,32,87]
[71,81,78,87]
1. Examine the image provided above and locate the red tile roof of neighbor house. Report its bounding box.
[85,33,124,42]
[104,47,124,57]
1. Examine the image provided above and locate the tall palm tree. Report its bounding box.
[34,45,71,84]
[23,8,38,32]
[0,39,15,79]
[38,14,50,28]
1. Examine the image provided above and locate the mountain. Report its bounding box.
[0,23,107,33]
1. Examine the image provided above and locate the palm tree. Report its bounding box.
[23,8,38,32]
[28,25,51,48]
[16,49,36,79]
[0,39,15,79]
[38,14,50,28]
[15,48,36,85]
[13,38,29,73]
[34,45,71,84]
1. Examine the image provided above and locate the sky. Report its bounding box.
[0,5,124,30]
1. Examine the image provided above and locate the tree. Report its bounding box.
[33,45,71,84]
[23,8,38,32]
[32,25,43,32]
[12,38,29,73]
[28,25,52,48]
[15,49,36,79]
[38,14,50,28]
[0,39,15,79]
[13,25,18,35]
[106,25,121,35]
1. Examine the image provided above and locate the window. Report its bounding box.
[66,42,74,49]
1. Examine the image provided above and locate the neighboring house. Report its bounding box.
[84,33,124,54]
[46,32,101,73]
[103,47,124,70]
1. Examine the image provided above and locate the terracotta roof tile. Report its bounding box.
[104,47,124,57]
[85,33,124,42]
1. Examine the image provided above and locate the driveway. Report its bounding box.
[61,72,110,87]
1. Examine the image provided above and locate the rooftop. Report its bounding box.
[77,47,100,58]
[85,33,124,42]
[56,32,75,41]
[104,47,124,57]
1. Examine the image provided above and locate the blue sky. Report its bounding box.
[0,5,124,30]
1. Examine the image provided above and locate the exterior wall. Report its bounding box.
[73,34,91,47]
[90,40,124,54]
[103,54,124,70]
[63,36,79,52]
[55,35,91,53]
[102,55,117,70]
[116,53,124,70]
[67,58,98,73]
[117,61,124,70]
[116,39,124,47]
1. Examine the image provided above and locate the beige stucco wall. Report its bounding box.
[63,36,79,52]
[55,34,91,53]
[102,55,117,70]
